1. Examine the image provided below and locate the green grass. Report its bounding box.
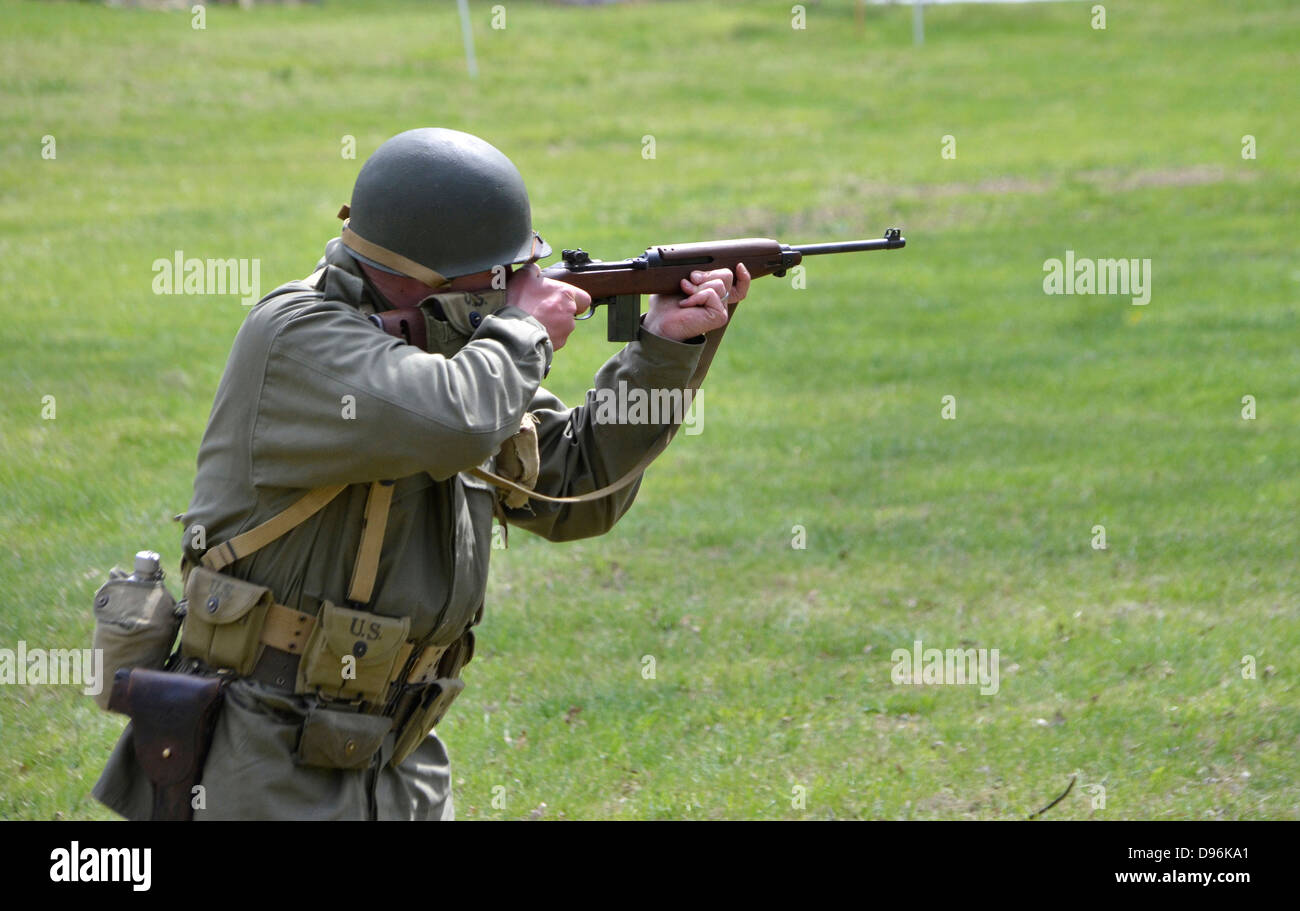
[0,0,1296,819]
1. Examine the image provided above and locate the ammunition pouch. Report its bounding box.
[107,667,226,821]
[180,566,274,676]
[91,570,182,711]
[292,625,476,770]
[296,601,410,704]
[438,628,475,679]
[390,678,466,768]
[389,629,474,767]
[295,705,393,771]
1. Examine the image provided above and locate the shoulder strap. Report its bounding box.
[200,481,394,607]
[201,485,348,572]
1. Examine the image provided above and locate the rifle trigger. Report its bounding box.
[577,297,608,320]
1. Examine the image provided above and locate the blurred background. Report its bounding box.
[0,0,1296,819]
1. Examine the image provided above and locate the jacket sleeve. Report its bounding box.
[502,323,706,542]
[249,298,552,487]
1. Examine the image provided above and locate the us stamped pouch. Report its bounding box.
[180,566,274,676]
[295,705,393,770]
[91,570,182,711]
[296,601,410,703]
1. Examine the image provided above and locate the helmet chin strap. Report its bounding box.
[337,205,451,290]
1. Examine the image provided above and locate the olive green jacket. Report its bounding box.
[93,238,704,820]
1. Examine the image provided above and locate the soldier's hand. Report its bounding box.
[643,263,749,342]
[507,264,590,351]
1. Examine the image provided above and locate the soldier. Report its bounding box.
[93,127,749,820]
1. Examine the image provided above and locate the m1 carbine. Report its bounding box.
[545,228,906,341]
[370,228,906,346]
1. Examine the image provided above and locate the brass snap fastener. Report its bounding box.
[344,739,357,755]
[352,641,368,658]
[206,596,219,613]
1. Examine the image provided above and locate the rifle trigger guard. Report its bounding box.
[578,297,613,320]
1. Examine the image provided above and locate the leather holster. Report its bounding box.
[107,668,226,821]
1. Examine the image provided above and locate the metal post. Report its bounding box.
[456,0,479,79]
[913,0,925,46]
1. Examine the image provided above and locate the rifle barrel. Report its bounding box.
[794,232,905,256]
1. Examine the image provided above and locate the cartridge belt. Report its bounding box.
[246,601,446,700]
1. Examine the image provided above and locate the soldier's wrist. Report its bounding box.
[638,315,705,347]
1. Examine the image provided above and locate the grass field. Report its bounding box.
[0,0,1296,820]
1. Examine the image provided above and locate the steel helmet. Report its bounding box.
[338,127,550,286]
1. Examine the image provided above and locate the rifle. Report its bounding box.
[369,228,905,346]
[544,228,905,341]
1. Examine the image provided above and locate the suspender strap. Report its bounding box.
[200,485,348,572]
[347,480,395,605]
[199,480,394,606]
